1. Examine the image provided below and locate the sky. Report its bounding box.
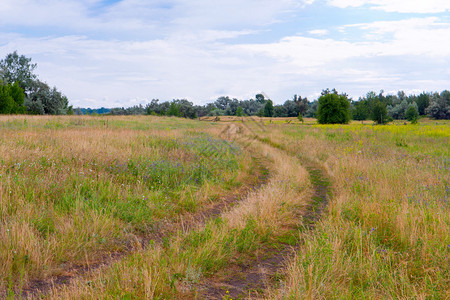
[0,0,449,107]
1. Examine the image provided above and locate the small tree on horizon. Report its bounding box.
[371,101,389,124]
[316,90,350,124]
[405,105,419,122]
[263,99,274,117]
[236,106,244,116]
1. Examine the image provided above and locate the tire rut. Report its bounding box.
[16,149,270,300]
[196,137,330,300]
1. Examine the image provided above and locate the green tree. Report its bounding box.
[25,80,68,115]
[405,105,419,122]
[263,99,274,117]
[166,101,181,117]
[255,93,265,103]
[316,90,350,124]
[426,91,450,120]
[0,84,14,114]
[0,51,37,93]
[352,100,369,121]
[415,93,430,115]
[236,106,243,116]
[371,101,389,124]
[67,105,74,115]
[0,82,26,114]
[10,82,26,113]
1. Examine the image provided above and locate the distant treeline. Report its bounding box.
[76,90,450,121]
[1,52,449,120]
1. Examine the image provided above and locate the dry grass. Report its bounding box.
[262,121,449,299]
[0,115,251,296]
[46,123,312,299]
[2,115,447,299]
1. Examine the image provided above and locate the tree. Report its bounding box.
[0,51,37,93]
[263,99,274,117]
[239,99,263,116]
[352,99,369,121]
[174,99,197,118]
[415,93,430,115]
[405,105,419,122]
[371,101,389,124]
[426,90,450,119]
[166,101,181,117]
[274,105,287,117]
[292,94,308,116]
[305,100,318,118]
[10,82,26,113]
[316,90,350,124]
[214,96,231,111]
[387,99,413,120]
[283,100,300,117]
[255,93,265,103]
[0,84,15,114]
[236,106,244,117]
[0,82,26,114]
[25,80,68,115]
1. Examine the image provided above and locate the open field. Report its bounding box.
[0,115,448,299]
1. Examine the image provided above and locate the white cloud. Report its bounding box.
[0,1,449,106]
[328,0,450,13]
[308,29,329,36]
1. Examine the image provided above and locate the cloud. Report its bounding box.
[240,17,450,69]
[308,29,329,36]
[1,1,449,107]
[328,0,450,13]
[0,0,309,37]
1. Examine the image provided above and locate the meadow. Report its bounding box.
[0,115,448,299]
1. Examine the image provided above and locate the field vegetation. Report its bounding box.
[0,115,448,299]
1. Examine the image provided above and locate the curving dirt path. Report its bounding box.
[17,131,270,299]
[196,130,330,300]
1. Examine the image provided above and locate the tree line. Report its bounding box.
[105,89,449,123]
[1,51,448,122]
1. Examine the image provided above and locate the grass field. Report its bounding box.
[0,115,448,299]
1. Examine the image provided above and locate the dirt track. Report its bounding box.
[196,123,330,299]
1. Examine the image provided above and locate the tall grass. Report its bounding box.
[0,115,248,295]
[47,126,312,299]
[265,121,449,299]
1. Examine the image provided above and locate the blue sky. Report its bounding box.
[1,0,449,107]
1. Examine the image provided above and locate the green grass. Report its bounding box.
[264,120,449,299]
[0,115,248,294]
